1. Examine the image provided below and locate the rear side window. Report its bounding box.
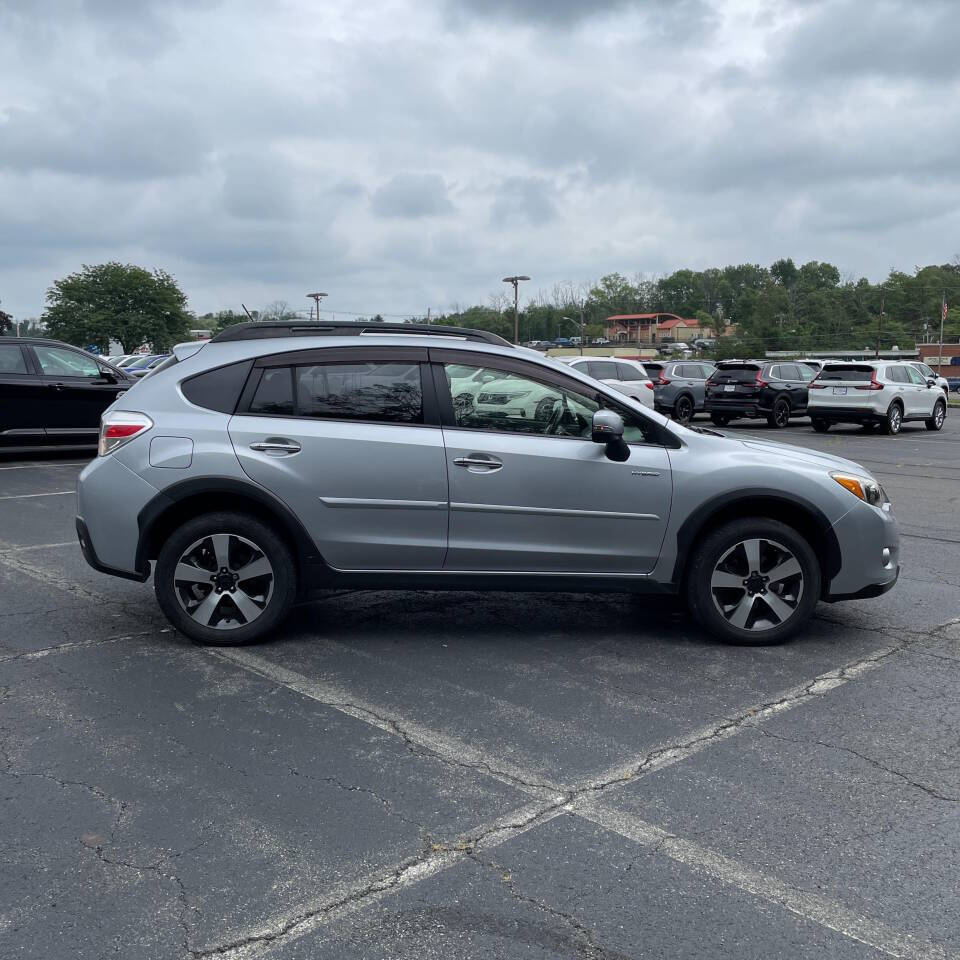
[588,361,618,379]
[296,362,423,423]
[616,362,645,381]
[714,364,760,382]
[249,367,295,415]
[0,344,28,374]
[779,364,801,380]
[182,360,254,413]
[820,365,874,382]
[888,366,908,384]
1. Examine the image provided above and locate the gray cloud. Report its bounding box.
[0,0,956,322]
[371,173,455,218]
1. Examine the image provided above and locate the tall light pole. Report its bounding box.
[502,275,530,344]
[562,316,585,354]
[307,292,327,321]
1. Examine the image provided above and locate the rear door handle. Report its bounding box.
[250,438,302,456]
[49,382,66,391]
[453,456,503,471]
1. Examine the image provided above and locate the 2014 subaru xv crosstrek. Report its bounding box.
[76,321,900,646]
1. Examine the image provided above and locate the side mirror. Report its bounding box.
[592,409,629,462]
[927,378,937,388]
[98,367,118,383]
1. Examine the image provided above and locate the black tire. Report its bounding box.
[673,394,695,424]
[811,418,829,433]
[926,399,946,431]
[710,413,731,426]
[685,517,821,646]
[883,402,903,435]
[154,511,297,646]
[767,398,790,429]
[861,422,877,432]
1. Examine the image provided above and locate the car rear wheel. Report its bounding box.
[154,511,297,646]
[811,418,829,433]
[767,398,790,429]
[926,399,946,431]
[673,395,694,424]
[884,402,903,435]
[685,517,820,645]
[710,413,731,426]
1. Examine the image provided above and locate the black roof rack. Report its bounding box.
[209,320,512,347]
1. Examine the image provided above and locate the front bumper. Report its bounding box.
[823,499,900,601]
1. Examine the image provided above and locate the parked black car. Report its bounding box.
[0,339,134,453]
[704,360,815,428]
[644,360,716,423]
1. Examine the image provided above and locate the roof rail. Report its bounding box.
[209,320,513,347]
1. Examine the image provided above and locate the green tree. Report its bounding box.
[43,262,191,353]
[0,301,12,335]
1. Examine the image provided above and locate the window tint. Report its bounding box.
[249,367,294,415]
[905,365,926,386]
[182,360,253,413]
[797,365,815,381]
[0,344,27,374]
[713,364,760,382]
[888,366,908,384]
[296,362,423,423]
[442,362,653,443]
[588,361,618,379]
[616,362,644,381]
[34,345,99,378]
[767,365,782,380]
[821,365,874,382]
[779,364,801,380]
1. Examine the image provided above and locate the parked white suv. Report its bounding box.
[808,361,947,434]
[560,356,654,407]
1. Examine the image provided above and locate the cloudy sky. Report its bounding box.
[1,0,957,320]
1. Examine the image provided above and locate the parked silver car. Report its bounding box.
[76,322,900,646]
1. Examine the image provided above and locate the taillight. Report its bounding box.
[658,372,671,385]
[645,380,655,390]
[855,373,884,391]
[809,374,826,390]
[98,411,153,456]
[755,371,769,388]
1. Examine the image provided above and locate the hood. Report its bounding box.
[738,437,873,478]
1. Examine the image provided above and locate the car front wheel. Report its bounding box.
[926,399,946,431]
[685,518,820,645]
[154,511,297,646]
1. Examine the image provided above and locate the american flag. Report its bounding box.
[943,297,949,323]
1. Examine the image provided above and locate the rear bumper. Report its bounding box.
[76,517,150,582]
[704,400,770,418]
[808,405,884,423]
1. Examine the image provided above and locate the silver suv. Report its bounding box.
[76,321,900,646]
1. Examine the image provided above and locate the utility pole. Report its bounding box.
[307,292,327,321]
[426,307,431,325]
[938,291,947,376]
[502,275,530,344]
[875,287,886,359]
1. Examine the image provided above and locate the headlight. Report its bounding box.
[831,472,887,507]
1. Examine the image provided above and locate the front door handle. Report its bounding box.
[49,382,66,391]
[250,438,302,456]
[453,456,503,471]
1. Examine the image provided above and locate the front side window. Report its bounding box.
[905,365,926,386]
[34,346,100,378]
[442,361,653,443]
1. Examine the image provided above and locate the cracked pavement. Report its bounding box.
[1,420,960,959]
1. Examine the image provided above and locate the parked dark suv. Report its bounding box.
[705,360,814,428]
[645,360,716,423]
[0,339,133,453]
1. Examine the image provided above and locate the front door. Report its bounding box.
[903,364,934,417]
[434,354,672,574]
[228,348,449,570]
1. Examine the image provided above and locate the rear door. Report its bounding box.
[29,344,129,442]
[432,351,672,574]
[0,344,47,449]
[776,363,808,411]
[228,347,449,570]
[813,364,877,409]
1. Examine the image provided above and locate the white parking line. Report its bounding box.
[579,804,956,960]
[205,642,922,959]
[0,490,73,501]
[0,461,87,471]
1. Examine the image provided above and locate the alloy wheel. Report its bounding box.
[710,537,804,632]
[889,405,902,433]
[675,396,693,423]
[173,533,274,630]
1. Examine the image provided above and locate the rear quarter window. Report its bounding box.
[181,360,254,413]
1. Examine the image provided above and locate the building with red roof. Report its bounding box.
[605,313,708,344]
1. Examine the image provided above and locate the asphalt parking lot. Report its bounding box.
[2,417,959,960]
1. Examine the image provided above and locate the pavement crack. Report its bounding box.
[759,729,959,803]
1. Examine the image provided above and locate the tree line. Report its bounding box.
[3,258,959,356]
